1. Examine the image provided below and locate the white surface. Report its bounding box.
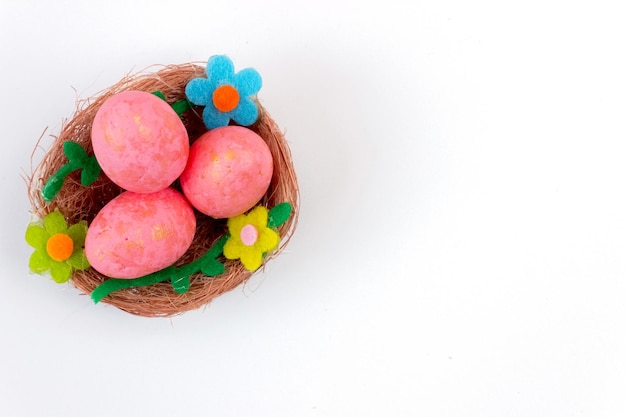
[1,0,626,416]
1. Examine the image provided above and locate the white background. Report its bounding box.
[1,0,626,416]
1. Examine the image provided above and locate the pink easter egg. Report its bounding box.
[91,90,189,193]
[85,188,196,279]
[180,126,274,218]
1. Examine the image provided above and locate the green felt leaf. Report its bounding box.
[67,249,90,270]
[25,224,49,250]
[49,261,72,283]
[200,259,225,276]
[172,99,191,115]
[80,157,101,186]
[63,141,88,164]
[29,250,51,273]
[208,235,228,257]
[267,203,292,228]
[151,91,190,117]
[171,275,191,294]
[152,91,166,101]
[41,142,99,203]
[44,211,67,234]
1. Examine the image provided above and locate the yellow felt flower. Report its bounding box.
[223,206,280,271]
[25,210,90,283]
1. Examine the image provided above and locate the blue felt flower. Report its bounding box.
[186,55,263,129]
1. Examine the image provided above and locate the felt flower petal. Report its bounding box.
[44,210,67,234]
[227,214,249,240]
[50,261,72,283]
[25,224,49,251]
[247,205,269,226]
[231,98,259,127]
[239,249,264,271]
[202,104,231,129]
[207,55,235,80]
[67,249,90,270]
[185,78,211,106]
[29,250,52,273]
[234,68,262,96]
[224,238,261,265]
[256,227,280,253]
[67,222,88,247]
[223,238,240,259]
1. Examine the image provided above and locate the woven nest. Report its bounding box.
[27,63,299,317]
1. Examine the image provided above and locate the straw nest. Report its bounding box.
[27,63,299,317]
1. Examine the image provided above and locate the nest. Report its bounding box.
[27,63,299,317]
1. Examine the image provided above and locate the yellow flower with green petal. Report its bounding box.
[223,206,280,271]
[25,210,90,283]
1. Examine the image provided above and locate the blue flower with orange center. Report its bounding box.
[186,55,262,129]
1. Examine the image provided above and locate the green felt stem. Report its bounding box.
[41,142,101,203]
[91,236,228,304]
[41,161,80,202]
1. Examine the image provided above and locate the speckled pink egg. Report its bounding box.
[91,90,189,193]
[180,126,273,218]
[85,188,196,279]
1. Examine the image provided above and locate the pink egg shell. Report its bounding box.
[85,188,196,279]
[180,126,274,218]
[91,90,189,193]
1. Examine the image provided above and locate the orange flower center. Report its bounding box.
[47,233,74,261]
[212,85,240,112]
